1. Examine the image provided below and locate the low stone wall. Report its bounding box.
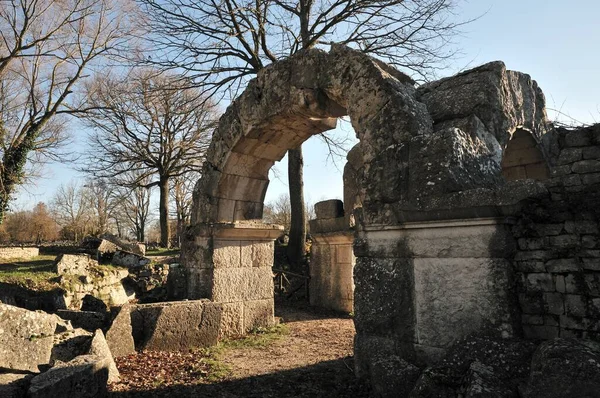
[513,125,600,340]
[0,246,39,260]
[130,300,221,351]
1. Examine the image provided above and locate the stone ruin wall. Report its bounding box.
[0,246,39,260]
[512,124,600,340]
[182,45,600,390]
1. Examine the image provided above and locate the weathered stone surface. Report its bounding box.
[525,339,600,398]
[212,267,273,302]
[81,294,108,313]
[0,373,33,398]
[0,304,58,373]
[28,355,110,398]
[50,328,92,365]
[88,330,119,383]
[111,250,151,268]
[131,300,219,351]
[314,199,344,219]
[56,310,108,332]
[243,299,274,331]
[370,356,421,398]
[105,305,135,358]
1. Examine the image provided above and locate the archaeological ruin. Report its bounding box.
[181,44,600,393]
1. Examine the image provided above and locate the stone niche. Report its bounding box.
[181,44,600,394]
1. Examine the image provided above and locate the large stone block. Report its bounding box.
[413,258,515,348]
[243,299,274,331]
[0,304,58,373]
[28,355,110,398]
[0,373,33,398]
[212,267,274,302]
[314,199,345,219]
[213,240,241,268]
[88,330,119,383]
[132,300,219,351]
[105,305,135,358]
[218,302,244,338]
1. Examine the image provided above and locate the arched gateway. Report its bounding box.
[182,46,553,376]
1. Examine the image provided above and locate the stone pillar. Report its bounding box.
[354,217,519,373]
[182,222,283,336]
[310,233,355,313]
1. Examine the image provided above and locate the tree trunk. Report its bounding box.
[287,147,306,267]
[159,176,170,247]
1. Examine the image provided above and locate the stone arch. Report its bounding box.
[183,46,554,381]
[501,129,550,181]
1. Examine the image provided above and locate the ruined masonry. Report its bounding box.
[181,45,600,388]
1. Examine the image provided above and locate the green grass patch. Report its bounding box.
[146,248,181,257]
[0,255,58,290]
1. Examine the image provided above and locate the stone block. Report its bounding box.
[218,302,244,338]
[581,235,598,248]
[562,174,581,186]
[548,234,579,249]
[582,173,600,185]
[518,238,545,250]
[519,293,545,315]
[56,310,108,332]
[213,240,241,268]
[564,220,598,234]
[243,299,274,331]
[526,273,554,292]
[565,130,591,147]
[556,148,582,165]
[105,305,135,358]
[515,260,545,273]
[27,355,110,398]
[564,294,587,318]
[543,292,564,315]
[545,258,579,273]
[583,258,600,271]
[309,217,349,233]
[132,300,219,351]
[414,258,514,348]
[0,304,58,373]
[522,314,544,325]
[554,275,566,293]
[212,267,274,302]
[522,325,559,340]
[88,330,119,383]
[0,373,33,398]
[532,224,563,236]
[251,242,274,268]
[314,199,344,219]
[370,356,421,398]
[50,328,93,365]
[572,160,600,174]
[582,146,600,159]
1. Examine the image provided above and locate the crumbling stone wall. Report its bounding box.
[0,246,39,260]
[512,124,600,339]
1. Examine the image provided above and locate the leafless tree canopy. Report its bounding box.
[139,0,462,98]
[0,0,140,221]
[81,70,216,246]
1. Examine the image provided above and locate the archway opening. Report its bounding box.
[501,129,550,181]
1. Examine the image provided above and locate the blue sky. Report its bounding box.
[14,0,600,211]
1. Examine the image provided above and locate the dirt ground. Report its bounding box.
[109,300,371,397]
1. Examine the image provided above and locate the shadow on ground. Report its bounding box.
[109,357,370,398]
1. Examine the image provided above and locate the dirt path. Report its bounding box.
[110,302,370,397]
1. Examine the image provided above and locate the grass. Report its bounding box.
[192,323,290,382]
[0,255,58,290]
[146,248,181,257]
[0,254,128,290]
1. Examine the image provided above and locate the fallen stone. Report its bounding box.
[112,250,151,268]
[81,295,108,313]
[0,373,33,398]
[88,330,119,383]
[105,305,135,358]
[56,310,108,332]
[27,355,110,398]
[525,339,600,398]
[0,304,58,373]
[50,328,93,365]
[54,254,94,276]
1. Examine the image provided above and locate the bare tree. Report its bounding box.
[81,70,215,247]
[0,0,139,222]
[171,173,197,246]
[51,182,94,241]
[138,0,465,265]
[112,173,153,242]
